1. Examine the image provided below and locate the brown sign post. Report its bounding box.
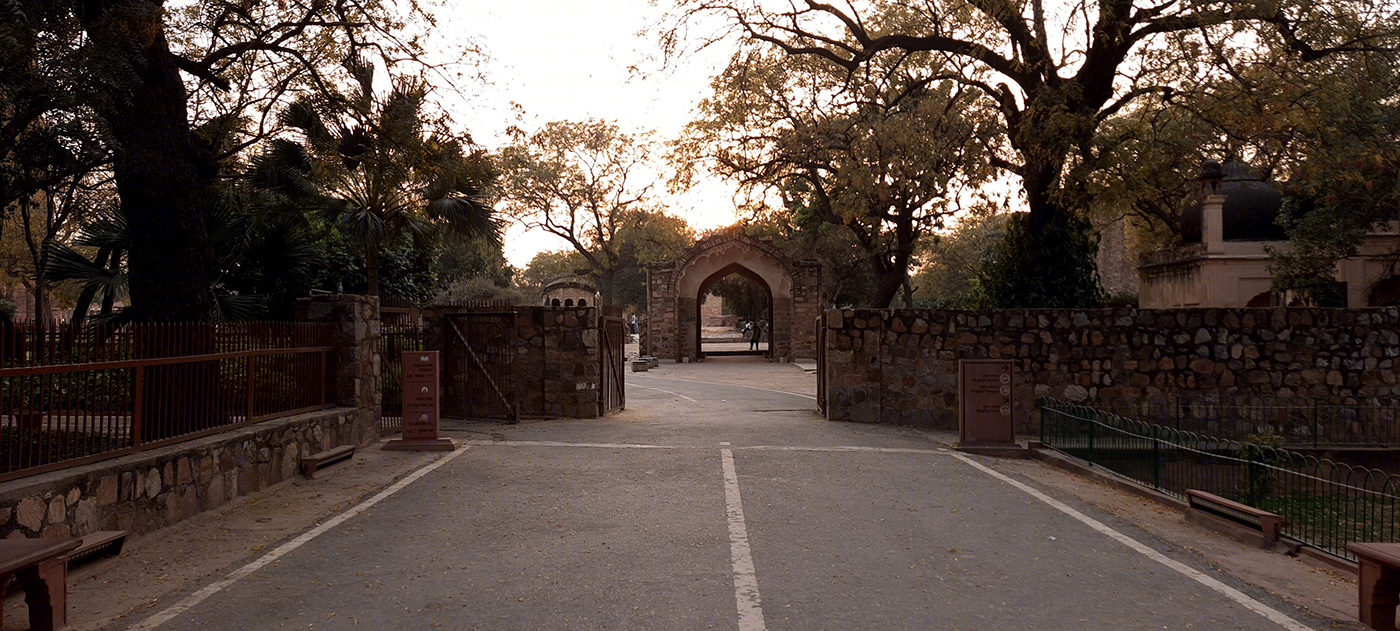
[956,360,1020,454]
[384,351,457,451]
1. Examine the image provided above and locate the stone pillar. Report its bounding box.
[677,295,698,360]
[772,296,793,360]
[297,294,381,447]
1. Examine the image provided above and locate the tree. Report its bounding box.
[498,119,694,306]
[518,250,592,298]
[673,48,995,307]
[913,207,1010,307]
[663,0,1400,307]
[5,0,458,320]
[254,60,499,299]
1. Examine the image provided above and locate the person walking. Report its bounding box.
[749,321,762,351]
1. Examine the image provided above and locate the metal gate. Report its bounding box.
[816,314,827,415]
[380,323,425,434]
[443,312,518,422]
[599,315,626,413]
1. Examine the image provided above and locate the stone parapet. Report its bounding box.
[821,307,1400,433]
[0,408,357,539]
[297,294,381,446]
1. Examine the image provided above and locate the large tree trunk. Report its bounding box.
[868,254,908,309]
[78,0,218,323]
[366,247,381,297]
[596,268,617,307]
[77,1,222,442]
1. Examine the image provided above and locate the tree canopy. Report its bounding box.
[499,119,694,307]
[674,46,996,307]
[662,0,1400,307]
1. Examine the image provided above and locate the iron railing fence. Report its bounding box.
[380,323,426,435]
[1091,396,1400,447]
[0,321,335,482]
[1041,398,1400,561]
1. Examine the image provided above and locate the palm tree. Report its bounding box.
[254,57,500,298]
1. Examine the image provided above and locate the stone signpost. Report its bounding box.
[384,351,457,451]
[956,360,1019,454]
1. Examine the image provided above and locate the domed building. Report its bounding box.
[541,274,598,307]
[1138,160,1400,308]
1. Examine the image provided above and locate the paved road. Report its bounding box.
[126,372,1335,631]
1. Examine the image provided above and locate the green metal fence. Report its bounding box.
[1040,398,1400,561]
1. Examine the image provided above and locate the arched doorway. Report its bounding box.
[644,228,822,361]
[696,262,773,358]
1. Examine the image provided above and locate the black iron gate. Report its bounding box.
[816,314,827,416]
[380,323,425,435]
[443,312,519,422]
[599,315,626,413]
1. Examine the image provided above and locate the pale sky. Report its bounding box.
[436,2,740,267]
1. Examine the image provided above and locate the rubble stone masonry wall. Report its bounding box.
[0,408,356,539]
[823,308,1400,433]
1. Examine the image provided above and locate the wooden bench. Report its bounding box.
[300,445,355,478]
[1349,543,1400,630]
[1185,489,1283,542]
[0,538,81,631]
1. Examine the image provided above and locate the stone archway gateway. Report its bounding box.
[645,228,822,361]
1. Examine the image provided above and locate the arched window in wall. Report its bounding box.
[565,299,574,306]
[578,299,587,307]
[551,299,561,307]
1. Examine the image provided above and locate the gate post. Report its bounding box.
[297,294,381,447]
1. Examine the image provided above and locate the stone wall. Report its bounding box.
[426,306,601,419]
[296,294,381,447]
[0,408,357,539]
[822,307,1400,433]
[515,307,601,418]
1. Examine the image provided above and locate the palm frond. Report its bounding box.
[74,209,129,250]
[343,54,376,110]
[427,196,501,244]
[42,242,128,299]
[214,293,266,321]
[279,97,329,142]
[252,139,322,200]
[338,125,373,171]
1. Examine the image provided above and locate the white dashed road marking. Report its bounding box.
[629,383,701,403]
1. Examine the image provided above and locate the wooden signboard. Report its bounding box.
[957,360,1015,446]
[384,351,456,451]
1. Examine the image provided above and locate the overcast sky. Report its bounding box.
[438,1,738,267]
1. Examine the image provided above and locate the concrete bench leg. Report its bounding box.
[1359,557,1400,630]
[16,556,69,631]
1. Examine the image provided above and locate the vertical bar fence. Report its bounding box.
[380,323,425,435]
[0,321,335,482]
[1040,398,1400,561]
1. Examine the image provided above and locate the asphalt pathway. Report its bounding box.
[124,370,1335,631]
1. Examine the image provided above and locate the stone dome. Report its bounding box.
[1180,161,1288,243]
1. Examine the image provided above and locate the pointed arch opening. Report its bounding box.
[695,263,774,359]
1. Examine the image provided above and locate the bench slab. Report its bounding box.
[300,445,355,478]
[1350,542,1400,630]
[0,538,81,631]
[1185,489,1283,541]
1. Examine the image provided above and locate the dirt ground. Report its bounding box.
[9,358,1370,630]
